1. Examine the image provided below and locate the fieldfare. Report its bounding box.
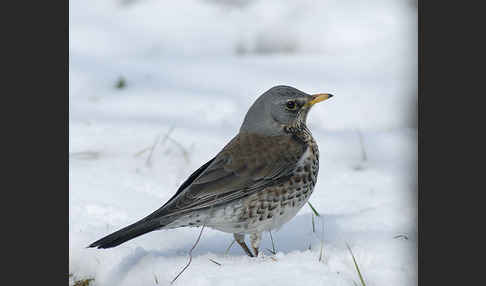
[89,85,333,257]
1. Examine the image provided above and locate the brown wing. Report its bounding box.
[154,132,307,218]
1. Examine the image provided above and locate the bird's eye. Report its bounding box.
[286,100,297,110]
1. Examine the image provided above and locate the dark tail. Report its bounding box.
[88,219,166,249]
[89,157,216,249]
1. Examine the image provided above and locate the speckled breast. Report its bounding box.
[209,141,319,234]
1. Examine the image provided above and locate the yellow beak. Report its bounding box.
[306,93,334,107]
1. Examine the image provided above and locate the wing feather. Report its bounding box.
[160,133,306,216]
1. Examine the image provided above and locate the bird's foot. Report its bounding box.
[252,247,259,257]
[234,233,255,257]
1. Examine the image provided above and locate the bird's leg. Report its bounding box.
[250,232,262,257]
[234,233,254,257]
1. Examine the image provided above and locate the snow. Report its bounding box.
[69,0,417,285]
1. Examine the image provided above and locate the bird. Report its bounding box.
[88,85,333,257]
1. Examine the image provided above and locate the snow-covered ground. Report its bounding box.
[69,0,418,285]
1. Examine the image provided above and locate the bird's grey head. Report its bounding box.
[240,85,333,135]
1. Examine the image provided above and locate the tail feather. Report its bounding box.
[88,219,166,249]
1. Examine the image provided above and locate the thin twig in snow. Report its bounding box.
[160,126,175,147]
[146,127,175,167]
[167,136,191,164]
[145,134,162,167]
[134,127,174,158]
[170,225,206,284]
[208,258,222,266]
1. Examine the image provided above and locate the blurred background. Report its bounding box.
[69,0,417,131]
[69,1,417,285]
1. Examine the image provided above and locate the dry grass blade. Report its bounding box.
[312,213,316,233]
[265,248,277,255]
[224,239,235,255]
[346,243,367,286]
[269,230,277,254]
[146,133,163,167]
[134,146,152,157]
[318,220,325,262]
[73,278,95,286]
[167,137,191,164]
[134,127,174,159]
[160,126,175,145]
[115,76,126,89]
[319,241,324,262]
[70,151,100,160]
[308,201,321,217]
[308,202,325,262]
[171,225,206,284]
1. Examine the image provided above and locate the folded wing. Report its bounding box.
[149,133,307,219]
